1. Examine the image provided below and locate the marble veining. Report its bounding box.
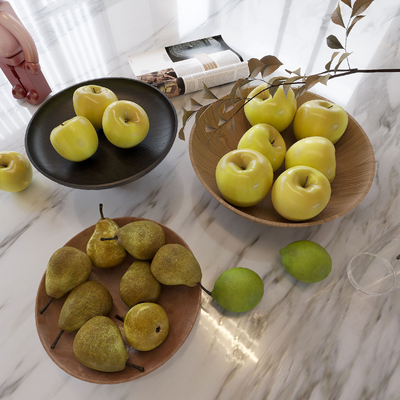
[1,0,400,399]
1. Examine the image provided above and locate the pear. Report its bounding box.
[101,220,165,260]
[151,244,202,287]
[86,204,127,268]
[51,280,113,349]
[207,267,264,313]
[73,316,144,372]
[119,260,161,308]
[40,246,92,314]
[123,303,169,351]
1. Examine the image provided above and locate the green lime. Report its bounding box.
[279,240,332,283]
[211,267,264,312]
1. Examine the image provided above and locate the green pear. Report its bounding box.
[123,303,169,351]
[51,280,113,349]
[86,204,127,268]
[73,316,144,372]
[40,246,92,314]
[101,220,165,260]
[151,244,202,287]
[119,260,161,308]
[210,267,264,312]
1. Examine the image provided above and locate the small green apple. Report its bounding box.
[102,100,150,148]
[237,123,286,172]
[271,165,331,221]
[293,99,348,144]
[50,116,99,162]
[0,151,33,192]
[215,148,274,207]
[73,85,118,129]
[285,136,336,182]
[244,84,297,132]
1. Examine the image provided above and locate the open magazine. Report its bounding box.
[128,35,249,98]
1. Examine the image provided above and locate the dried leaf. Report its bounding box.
[205,123,216,133]
[259,55,283,76]
[347,15,365,36]
[293,86,307,98]
[285,67,301,76]
[331,5,345,28]
[190,98,203,110]
[283,76,303,96]
[248,58,265,78]
[217,115,227,126]
[326,34,344,49]
[304,74,321,90]
[178,127,185,141]
[269,76,286,86]
[341,0,352,7]
[325,51,340,70]
[182,107,196,127]
[202,84,218,100]
[351,0,374,17]
[318,74,331,85]
[268,85,280,98]
[334,52,352,72]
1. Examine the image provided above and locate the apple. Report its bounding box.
[102,100,150,148]
[237,123,286,172]
[0,151,33,192]
[50,116,99,162]
[73,85,118,129]
[271,165,331,221]
[285,136,336,182]
[293,99,348,144]
[215,148,273,207]
[243,83,297,132]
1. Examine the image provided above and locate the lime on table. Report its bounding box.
[279,240,332,283]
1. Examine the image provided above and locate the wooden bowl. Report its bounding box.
[35,217,201,384]
[189,91,375,227]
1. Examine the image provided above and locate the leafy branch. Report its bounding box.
[179,0,400,142]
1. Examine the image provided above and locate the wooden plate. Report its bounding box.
[189,91,375,227]
[35,217,201,384]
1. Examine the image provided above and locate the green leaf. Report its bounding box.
[325,51,340,70]
[351,0,374,17]
[326,34,344,49]
[202,84,218,100]
[259,55,283,76]
[331,5,345,28]
[347,15,365,36]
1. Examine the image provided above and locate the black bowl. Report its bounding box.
[25,77,178,189]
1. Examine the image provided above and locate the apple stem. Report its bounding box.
[115,314,125,322]
[39,296,55,314]
[100,236,118,242]
[126,362,145,372]
[51,329,65,349]
[197,282,212,296]
[99,203,105,220]
[303,176,309,188]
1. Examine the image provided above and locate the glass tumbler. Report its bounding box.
[347,223,400,296]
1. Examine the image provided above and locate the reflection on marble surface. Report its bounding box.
[1,0,400,399]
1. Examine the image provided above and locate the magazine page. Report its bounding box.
[128,35,249,97]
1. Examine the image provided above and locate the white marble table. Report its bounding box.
[1,0,400,399]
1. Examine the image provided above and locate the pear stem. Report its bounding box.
[115,314,125,322]
[126,362,144,372]
[51,329,65,349]
[99,203,105,220]
[100,236,118,242]
[39,296,55,314]
[197,282,212,296]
